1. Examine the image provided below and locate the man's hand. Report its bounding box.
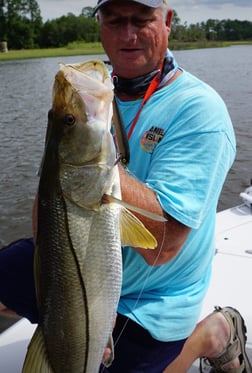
[0,302,20,319]
[102,314,117,366]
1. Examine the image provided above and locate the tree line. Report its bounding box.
[0,1,252,50]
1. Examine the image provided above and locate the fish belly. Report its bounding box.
[36,195,122,373]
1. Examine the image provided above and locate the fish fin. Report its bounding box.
[22,326,53,373]
[103,194,167,222]
[103,334,114,367]
[120,208,157,249]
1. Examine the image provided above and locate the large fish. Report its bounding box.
[23,59,157,373]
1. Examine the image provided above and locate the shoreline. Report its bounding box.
[0,40,251,62]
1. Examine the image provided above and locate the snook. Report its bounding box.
[23,60,157,373]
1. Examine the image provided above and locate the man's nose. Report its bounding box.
[120,22,138,41]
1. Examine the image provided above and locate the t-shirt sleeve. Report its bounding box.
[145,90,236,229]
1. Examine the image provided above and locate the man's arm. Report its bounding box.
[119,165,191,266]
[0,302,20,319]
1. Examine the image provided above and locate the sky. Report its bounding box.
[37,0,252,24]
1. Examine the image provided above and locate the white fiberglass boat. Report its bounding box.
[190,185,252,371]
[0,187,251,372]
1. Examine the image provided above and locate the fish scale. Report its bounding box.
[37,197,89,372]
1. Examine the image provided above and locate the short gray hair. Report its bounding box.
[161,0,169,16]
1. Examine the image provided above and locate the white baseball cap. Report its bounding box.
[93,0,165,15]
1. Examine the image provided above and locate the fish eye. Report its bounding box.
[64,114,75,126]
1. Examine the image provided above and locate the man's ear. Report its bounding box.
[166,9,173,35]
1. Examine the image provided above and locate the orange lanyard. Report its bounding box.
[127,69,162,140]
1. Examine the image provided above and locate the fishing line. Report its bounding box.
[99,222,167,372]
[113,220,167,347]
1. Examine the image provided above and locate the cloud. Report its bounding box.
[202,0,251,6]
[38,0,252,23]
[174,0,251,7]
[169,0,252,23]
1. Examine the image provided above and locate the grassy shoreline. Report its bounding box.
[0,42,105,61]
[0,40,251,61]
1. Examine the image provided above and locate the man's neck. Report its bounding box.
[115,70,182,101]
[113,49,180,100]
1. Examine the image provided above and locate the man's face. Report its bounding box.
[98,1,172,79]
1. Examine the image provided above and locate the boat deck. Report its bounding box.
[201,203,252,347]
[190,202,252,371]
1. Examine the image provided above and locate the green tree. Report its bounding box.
[202,19,252,41]
[81,6,94,18]
[0,0,7,39]
[186,23,206,42]
[0,0,42,48]
[170,12,252,43]
[40,13,100,48]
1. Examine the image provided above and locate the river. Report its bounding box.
[0,45,251,247]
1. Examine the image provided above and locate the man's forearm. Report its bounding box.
[118,165,191,266]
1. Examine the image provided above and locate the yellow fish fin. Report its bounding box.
[120,208,157,249]
[22,326,53,373]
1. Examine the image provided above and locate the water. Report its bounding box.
[0,46,251,247]
[173,46,252,210]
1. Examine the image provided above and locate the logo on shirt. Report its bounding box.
[140,126,165,153]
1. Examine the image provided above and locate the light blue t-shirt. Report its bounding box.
[116,70,236,341]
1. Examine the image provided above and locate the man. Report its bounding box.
[0,0,251,372]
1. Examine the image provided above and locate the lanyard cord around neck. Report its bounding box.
[113,50,179,140]
[126,68,162,140]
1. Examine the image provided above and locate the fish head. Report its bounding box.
[40,59,118,208]
[50,59,115,167]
